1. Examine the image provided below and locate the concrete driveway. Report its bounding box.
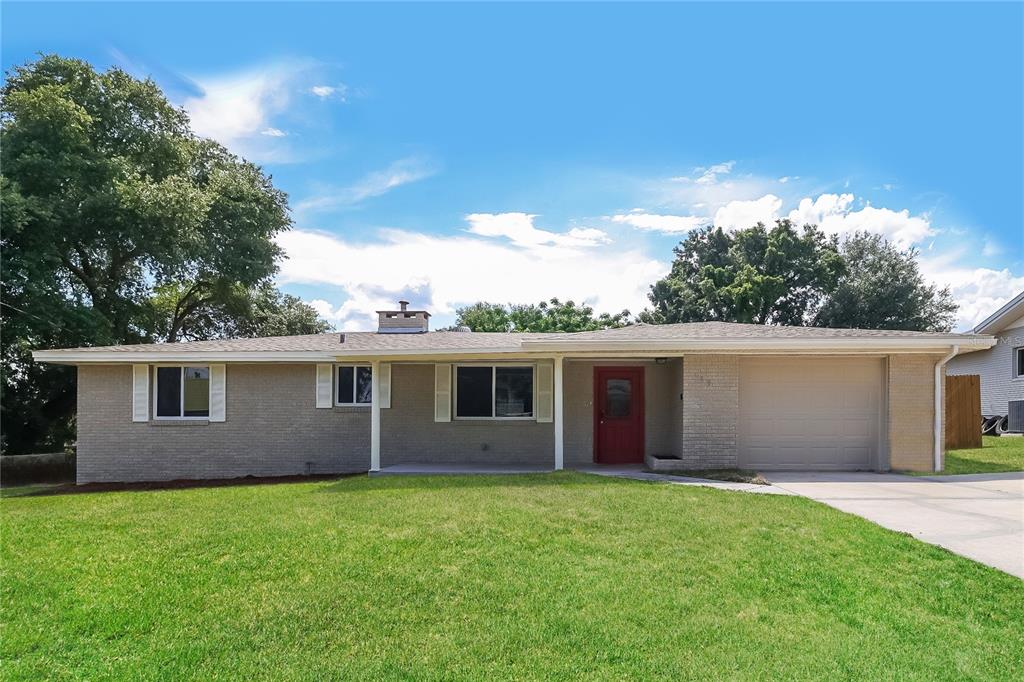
[766,471,1024,579]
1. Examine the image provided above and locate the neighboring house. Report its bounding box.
[33,301,994,484]
[947,291,1024,431]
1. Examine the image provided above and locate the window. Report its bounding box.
[455,365,534,419]
[1016,347,1024,378]
[337,365,372,405]
[155,366,209,419]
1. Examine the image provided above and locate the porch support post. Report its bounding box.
[370,359,381,472]
[554,355,564,471]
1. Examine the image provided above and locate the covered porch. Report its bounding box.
[361,356,684,472]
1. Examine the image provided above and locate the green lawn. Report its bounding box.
[3,474,1022,680]
[941,436,1024,475]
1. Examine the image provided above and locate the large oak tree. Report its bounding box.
[1,55,328,453]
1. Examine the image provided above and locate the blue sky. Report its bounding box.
[4,2,1022,331]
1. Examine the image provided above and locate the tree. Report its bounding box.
[812,232,957,331]
[1,55,327,454]
[149,282,331,341]
[454,299,631,332]
[642,221,845,325]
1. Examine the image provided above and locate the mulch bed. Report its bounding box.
[9,473,364,497]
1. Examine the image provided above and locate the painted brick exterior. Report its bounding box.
[887,354,943,472]
[380,364,554,465]
[76,364,370,483]
[562,359,681,466]
[680,355,739,468]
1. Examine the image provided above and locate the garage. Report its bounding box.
[738,357,885,470]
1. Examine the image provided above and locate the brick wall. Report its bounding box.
[379,364,554,466]
[76,364,370,483]
[888,354,943,472]
[680,355,739,468]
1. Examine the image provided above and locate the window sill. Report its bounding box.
[149,419,210,427]
[333,405,371,413]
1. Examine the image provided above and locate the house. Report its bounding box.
[947,291,1024,432]
[32,301,994,484]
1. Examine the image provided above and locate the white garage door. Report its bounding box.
[739,357,884,470]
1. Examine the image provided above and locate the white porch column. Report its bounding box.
[554,355,564,470]
[370,360,381,472]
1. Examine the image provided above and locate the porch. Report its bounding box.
[366,357,683,471]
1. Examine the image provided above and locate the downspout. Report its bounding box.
[934,345,959,472]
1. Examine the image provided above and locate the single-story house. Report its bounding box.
[947,290,1024,431]
[33,301,994,484]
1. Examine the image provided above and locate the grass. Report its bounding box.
[937,436,1024,475]
[2,473,1022,680]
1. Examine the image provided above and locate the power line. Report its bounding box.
[0,300,68,332]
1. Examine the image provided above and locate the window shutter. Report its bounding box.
[316,364,333,408]
[378,363,392,409]
[132,364,149,422]
[536,362,553,423]
[434,363,452,422]
[209,364,226,422]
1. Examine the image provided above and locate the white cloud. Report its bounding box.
[919,251,1024,331]
[465,213,610,248]
[310,84,348,101]
[694,161,735,185]
[713,194,783,230]
[261,127,287,137]
[277,220,665,330]
[184,65,294,147]
[786,193,934,247]
[294,157,437,214]
[656,162,778,216]
[609,212,705,234]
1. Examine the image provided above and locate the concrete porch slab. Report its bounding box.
[372,463,554,476]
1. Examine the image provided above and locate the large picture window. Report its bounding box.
[337,365,372,405]
[155,366,210,419]
[455,365,534,419]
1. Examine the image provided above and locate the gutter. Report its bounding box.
[934,345,959,472]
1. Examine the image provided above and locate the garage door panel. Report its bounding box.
[739,358,882,471]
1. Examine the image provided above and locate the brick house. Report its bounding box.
[33,301,994,484]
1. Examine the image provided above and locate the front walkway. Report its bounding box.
[766,471,1024,579]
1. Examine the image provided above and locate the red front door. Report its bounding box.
[594,367,645,464]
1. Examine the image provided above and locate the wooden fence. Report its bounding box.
[945,374,982,450]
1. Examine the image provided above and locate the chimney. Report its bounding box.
[376,300,430,334]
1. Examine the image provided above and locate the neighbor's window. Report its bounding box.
[455,366,534,419]
[337,365,372,405]
[1016,347,1024,378]
[155,366,210,419]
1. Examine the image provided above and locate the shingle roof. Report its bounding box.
[37,321,984,358]
[528,321,981,343]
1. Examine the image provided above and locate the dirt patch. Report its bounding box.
[647,468,771,485]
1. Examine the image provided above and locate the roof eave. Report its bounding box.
[519,336,995,353]
[973,291,1024,335]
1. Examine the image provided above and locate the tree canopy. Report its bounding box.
[454,299,630,333]
[813,232,957,331]
[1,55,328,454]
[641,221,845,325]
[642,221,956,331]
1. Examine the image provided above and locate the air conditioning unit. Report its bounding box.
[1009,401,1024,433]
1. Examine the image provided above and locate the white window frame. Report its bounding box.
[1014,346,1024,380]
[453,363,536,421]
[152,364,211,421]
[335,363,373,407]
